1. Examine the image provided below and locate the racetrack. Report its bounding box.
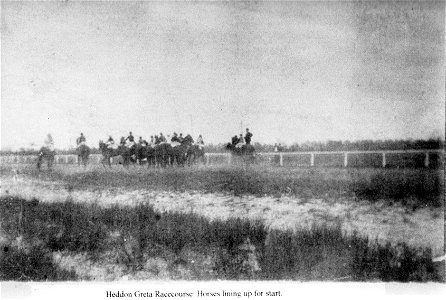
[1,164,444,256]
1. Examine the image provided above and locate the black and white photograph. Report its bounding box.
[0,0,445,298]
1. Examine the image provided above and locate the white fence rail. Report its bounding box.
[1,149,444,168]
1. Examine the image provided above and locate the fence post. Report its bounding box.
[424,152,429,168]
[279,153,283,167]
[310,153,315,167]
[206,154,210,166]
[344,152,348,167]
[382,152,386,168]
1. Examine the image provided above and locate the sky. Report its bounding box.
[1,0,445,150]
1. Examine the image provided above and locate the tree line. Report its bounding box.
[205,138,444,153]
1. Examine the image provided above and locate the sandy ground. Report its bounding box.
[1,174,444,258]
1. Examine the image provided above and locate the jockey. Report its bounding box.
[231,135,238,146]
[171,132,180,143]
[125,131,135,147]
[120,136,126,145]
[154,135,160,144]
[76,133,86,146]
[235,134,244,148]
[196,135,205,149]
[138,136,148,147]
[178,133,184,143]
[159,133,166,143]
[44,133,55,151]
[106,136,118,149]
[150,136,154,145]
[244,128,253,145]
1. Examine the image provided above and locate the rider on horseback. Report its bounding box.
[159,133,167,143]
[105,136,118,149]
[44,134,55,151]
[196,135,205,149]
[125,131,135,148]
[245,128,253,145]
[76,133,86,146]
[231,135,239,146]
[171,132,180,143]
[236,134,244,148]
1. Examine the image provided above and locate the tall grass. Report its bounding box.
[0,196,441,281]
[0,245,78,281]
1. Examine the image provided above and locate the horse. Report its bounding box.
[135,143,157,167]
[76,143,90,167]
[154,143,172,168]
[37,146,55,171]
[226,143,256,164]
[170,142,189,167]
[186,144,205,165]
[99,141,134,167]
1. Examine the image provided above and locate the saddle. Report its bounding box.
[170,141,181,147]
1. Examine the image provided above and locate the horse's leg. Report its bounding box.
[37,155,42,170]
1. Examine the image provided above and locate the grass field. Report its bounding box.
[4,163,444,206]
[0,164,444,281]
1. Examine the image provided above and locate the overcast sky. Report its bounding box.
[1,0,444,150]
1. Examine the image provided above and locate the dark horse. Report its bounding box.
[186,144,205,165]
[135,143,156,167]
[154,143,172,167]
[76,144,90,167]
[37,146,55,171]
[226,143,256,164]
[99,141,135,167]
[170,142,189,167]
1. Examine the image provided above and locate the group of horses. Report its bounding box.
[36,139,256,171]
[98,140,205,167]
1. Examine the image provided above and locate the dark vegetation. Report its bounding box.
[2,138,444,154]
[0,244,77,281]
[0,196,442,281]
